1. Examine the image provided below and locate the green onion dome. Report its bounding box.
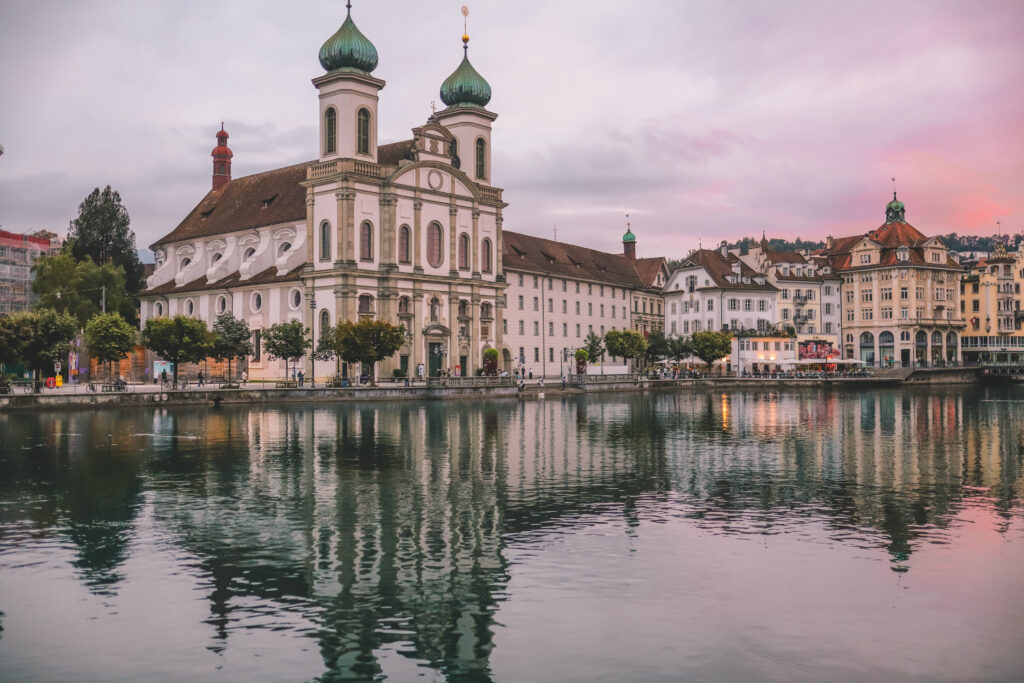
[440,38,491,108]
[885,192,906,223]
[319,4,378,74]
[623,228,636,243]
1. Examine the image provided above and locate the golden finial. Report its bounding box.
[461,6,470,46]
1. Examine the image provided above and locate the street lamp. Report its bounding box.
[308,294,316,388]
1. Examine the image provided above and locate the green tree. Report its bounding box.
[142,315,215,386]
[482,347,499,376]
[689,330,733,370]
[67,186,145,295]
[211,312,253,384]
[604,329,648,370]
[0,312,34,371]
[262,320,312,381]
[645,331,669,367]
[574,348,588,375]
[24,309,79,386]
[666,335,692,364]
[582,331,604,366]
[331,319,405,385]
[84,312,136,382]
[33,250,135,326]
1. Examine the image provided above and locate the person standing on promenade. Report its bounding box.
[197,371,205,387]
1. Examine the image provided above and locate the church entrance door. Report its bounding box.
[428,343,442,377]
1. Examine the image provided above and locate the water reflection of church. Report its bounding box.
[4,390,1021,680]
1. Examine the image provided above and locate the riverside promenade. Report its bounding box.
[0,366,995,411]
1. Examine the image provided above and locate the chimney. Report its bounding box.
[720,240,728,258]
[211,124,233,190]
[826,235,834,250]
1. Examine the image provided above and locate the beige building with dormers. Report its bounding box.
[819,194,965,366]
[141,7,508,380]
[960,244,1024,364]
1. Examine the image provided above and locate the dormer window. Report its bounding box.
[860,254,871,265]
[262,194,278,209]
[897,247,910,263]
[200,208,215,219]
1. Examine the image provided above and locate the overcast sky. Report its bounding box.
[1,0,1022,258]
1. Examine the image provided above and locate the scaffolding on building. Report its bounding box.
[0,229,61,314]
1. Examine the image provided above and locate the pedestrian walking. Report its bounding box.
[241,370,248,385]
[197,370,205,387]
[298,370,305,387]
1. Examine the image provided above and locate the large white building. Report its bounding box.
[501,230,667,377]
[141,7,507,380]
[663,243,779,337]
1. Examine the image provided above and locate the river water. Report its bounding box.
[1,386,1022,682]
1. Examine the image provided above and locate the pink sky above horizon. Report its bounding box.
[0,0,1021,258]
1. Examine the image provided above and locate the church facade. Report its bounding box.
[141,7,508,380]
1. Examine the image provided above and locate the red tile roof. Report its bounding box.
[502,231,664,291]
[681,249,777,292]
[819,221,961,272]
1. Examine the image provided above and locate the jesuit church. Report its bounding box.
[140,5,666,380]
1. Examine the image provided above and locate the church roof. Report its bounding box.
[142,264,304,297]
[502,231,663,291]
[152,139,419,248]
[152,161,312,248]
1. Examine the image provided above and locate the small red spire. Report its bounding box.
[212,122,233,190]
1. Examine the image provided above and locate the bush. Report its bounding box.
[393,368,407,378]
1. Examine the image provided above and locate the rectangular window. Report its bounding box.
[972,300,979,312]
[707,300,714,311]
[549,347,554,362]
[518,274,523,286]
[612,305,616,317]
[576,323,581,337]
[758,300,766,311]
[534,347,539,362]
[881,308,893,319]
[846,291,854,303]
[562,300,567,313]
[519,346,525,363]
[576,301,580,314]
[861,291,873,302]
[901,287,909,300]
[518,295,524,310]
[824,303,832,314]
[562,280,567,292]
[548,298,553,313]
[533,276,538,288]
[862,309,873,320]
[744,299,752,311]
[600,304,605,317]
[502,319,507,334]
[600,285,605,297]
[588,303,593,315]
[533,297,539,311]
[783,308,790,320]
[563,323,568,336]
[576,282,580,293]
[824,322,833,333]
[847,310,854,321]
[549,322,554,336]
[253,330,261,362]
[519,320,524,334]
[588,284,593,295]
[728,299,738,311]
[548,279,553,290]
[534,321,539,336]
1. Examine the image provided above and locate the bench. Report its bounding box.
[275,380,298,388]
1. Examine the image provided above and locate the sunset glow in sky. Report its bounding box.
[0,0,1021,257]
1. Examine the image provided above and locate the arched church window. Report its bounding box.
[481,302,493,319]
[360,221,374,261]
[358,295,374,314]
[427,223,443,268]
[324,107,337,155]
[398,225,411,263]
[357,108,371,155]
[320,220,331,261]
[458,233,469,270]
[481,238,492,273]
[320,309,330,333]
[475,138,487,180]
[398,297,411,315]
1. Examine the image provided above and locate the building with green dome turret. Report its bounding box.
[139,5,669,383]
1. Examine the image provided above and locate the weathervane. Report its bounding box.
[462,6,470,51]
[891,177,896,193]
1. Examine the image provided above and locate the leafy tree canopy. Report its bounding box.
[32,249,135,326]
[689,330,733,369]
[645,331,669,364]
[67,186,145,294]
[211,312,253,383]
[0,312,35,368]
[142,315,215,383]
[582,331,604,364]
[262,320,311,378]
[482,347,499,376]
[604,329,648,364]
[666,335,692,363]
[24,309,79,376]
[331,319,405,383]
[85,312,136,379]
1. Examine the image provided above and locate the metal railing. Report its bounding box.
[568,373,639,385]
[426,376,514,388]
